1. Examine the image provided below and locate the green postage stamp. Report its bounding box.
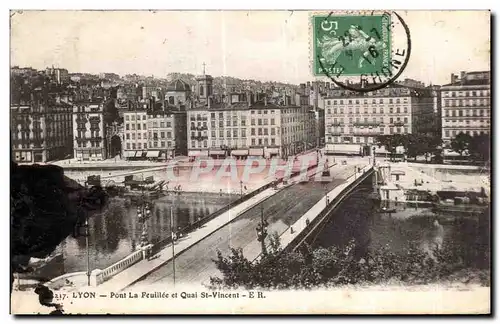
[312,12,392,77]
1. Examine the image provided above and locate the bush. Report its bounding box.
[208,235,490,290]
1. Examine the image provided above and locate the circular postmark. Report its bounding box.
[312,10,411,92]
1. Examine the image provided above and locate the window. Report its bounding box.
[271,128,276,135]
[191,141,195,147]
[404,117,408,123]
[241,129,246,137]
[125,115,130,121]
[211,113,215,119]
[126,124,129,130]
[131,133,135,140]
[132,143,136,149]
[233,129,238,137]
[380,107,384,114]
[271,138,275,145]
[126,133,130,139]
[161,132,165,139]
[251,128,256,135]
[226,120,231,126]
[264,128,269,135]
[251,138,256,146]
[219,130,223,137]
[211,131,216,137]
[167,121,171,127]
[241,119,246,126]
[227,130,231,138]
[251,119,256,126]
[138,133,142,140]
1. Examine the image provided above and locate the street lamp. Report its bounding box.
[137,203,151,247]
[240,180,243,197]
[256,204,269,255]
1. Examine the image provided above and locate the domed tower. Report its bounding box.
[165,79,192,108]
[195,63,213,105]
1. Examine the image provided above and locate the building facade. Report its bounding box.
[122,108,188,160]
[11,92,73,163]
[440,71,491,145]
[324,86,435,155]
[187,98,318,160]
[45,67,69,84]
[122,110,148,159]
[72,102,107,161]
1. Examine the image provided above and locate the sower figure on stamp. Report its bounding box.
[318,25,387,69]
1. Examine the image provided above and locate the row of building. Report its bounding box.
[10,67,490,164]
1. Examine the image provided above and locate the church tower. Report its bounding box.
[195,62,213,105]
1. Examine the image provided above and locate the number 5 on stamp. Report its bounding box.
[312,13,392,77]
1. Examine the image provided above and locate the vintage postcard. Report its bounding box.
[10,10,491,315]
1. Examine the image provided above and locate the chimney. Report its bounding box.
[247,91,251,107]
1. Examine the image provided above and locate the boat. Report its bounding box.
[432,190,489,215]
[380,206,396,213]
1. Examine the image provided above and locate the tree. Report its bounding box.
[468,134,490,162]
[375,135,404,162]
[209,233,489,290]
[11,162,108,293]
[450,132,472,157]
[103,99,119,126]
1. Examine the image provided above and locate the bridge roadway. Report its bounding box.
[127,163,364,289]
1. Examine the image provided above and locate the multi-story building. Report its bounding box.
[122,94,188,160]
[145,109,187,159]
[45,67,69,84]
[72,101,107,161]
[11,91,73,163]
[122,109,148,160]
[187,95,319,160]
[440,71,491,145]
[165,79,192,106]
[324,85,435,155]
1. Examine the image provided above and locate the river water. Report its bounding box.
[47,192,237,276]
[313,183,490,268]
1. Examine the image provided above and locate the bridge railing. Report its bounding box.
[93,249,145,286]
[283,166,374,253]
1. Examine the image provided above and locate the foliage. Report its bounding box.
[103,98,120,126]
[450,132,472,156]
[209,233,490,290]
[375,135,404,162]
[468,134,490,162]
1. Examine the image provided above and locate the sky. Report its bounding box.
[10,10,491,86]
